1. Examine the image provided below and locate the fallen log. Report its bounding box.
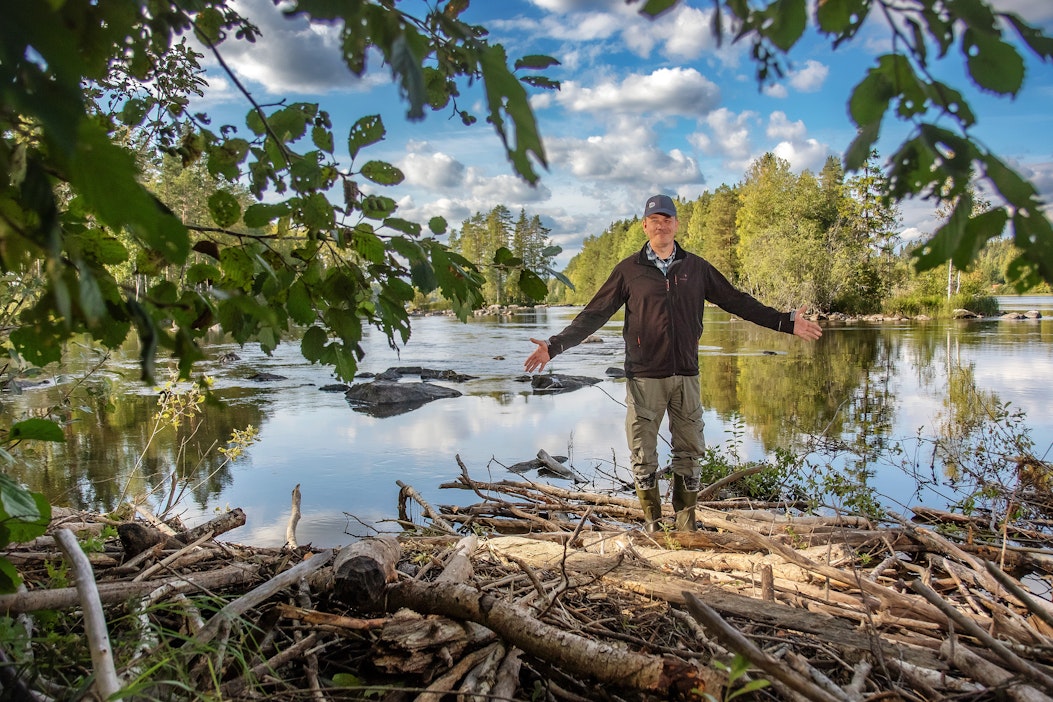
[385,579,723,697]
[0,563,259,614]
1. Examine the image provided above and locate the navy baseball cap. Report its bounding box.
[644,194,677,217]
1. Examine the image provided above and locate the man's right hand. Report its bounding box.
[524,338,551,373]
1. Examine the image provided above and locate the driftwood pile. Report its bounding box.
[3,463,1053,701]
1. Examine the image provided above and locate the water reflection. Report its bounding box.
[0,299,1050,547]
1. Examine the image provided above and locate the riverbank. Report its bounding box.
[6,465,1053,701]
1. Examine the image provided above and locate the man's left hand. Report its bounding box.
[792,305,823,341]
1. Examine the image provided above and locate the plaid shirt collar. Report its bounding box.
[645,242,677,276]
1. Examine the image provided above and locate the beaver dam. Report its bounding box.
[3,456,1053,701]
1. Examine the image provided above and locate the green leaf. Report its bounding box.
[541,245,562,258]
[517,269,547,301]
[302,193,336,230]
[390,33,426,120]
[546,267,575,290]
[348,115,386,161]
[361,195,397,220]
[493,247,521,266]
[353,228,386,263]
[10,323,64,367]
[301,325,328,363]
[360,160,405,185]
[1003,14,1053,60]
[194,7,224,44]
[816,0,868,38]
[761,0,807,51]
[0,474,47,528]
[963,29,1024,95]
[638,0,678,16]
[478,44,547,184]
[312,125,334,152]
[7,418,65,443]
[208,191,242,228]
[849,58,897,127]
[0,558,22,594]
[75,266,105,322]
[428,216,448,235]
[120,98,150,126]
[244,201,292,228]
[514,54,560,71]
[383,217,421,236]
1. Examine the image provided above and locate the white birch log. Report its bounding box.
[54,528,122,701]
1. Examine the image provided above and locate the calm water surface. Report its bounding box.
[5,296,1052,548]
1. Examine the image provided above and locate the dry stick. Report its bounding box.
[276,603,388,631]
[133,530,215,582]
[984,560,1053,631]
[287,483,301,549]
[397,480,458,534]
[909,578,1053,695]
[682,591,849,702]
[414,642,503,702]
[54,529,122,701]
[190,549,334,648]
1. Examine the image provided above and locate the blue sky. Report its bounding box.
[192,0,1053,268]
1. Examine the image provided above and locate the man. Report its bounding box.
[523,194,822,532]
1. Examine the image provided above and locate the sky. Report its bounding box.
[191,0,1053,268]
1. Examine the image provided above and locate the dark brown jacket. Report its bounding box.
[547,242,794,378]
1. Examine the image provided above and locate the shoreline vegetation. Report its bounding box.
[6,458,1053,701]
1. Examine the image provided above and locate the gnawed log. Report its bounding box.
[372,609,494,675]
[182,507,246,543]
[385,578,723,697]
[435,535,477,584]
[332,535,402,610]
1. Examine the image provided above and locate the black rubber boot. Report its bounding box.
[672,474,698,532]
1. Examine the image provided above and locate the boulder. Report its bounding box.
[526,373,602,394]
[345,380,461,417]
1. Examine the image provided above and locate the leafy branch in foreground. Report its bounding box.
[639,0,1053,289]
[1,0,561,385]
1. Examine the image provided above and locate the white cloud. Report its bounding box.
[772,138,832,173]
[691,108,757,162]
[400,144,467,189]
[788,60,829,92]
[766,111,806,141]
[547,119,704,186]
[557,67,721,117]
[762,83,789,99]
[215,0,380,95]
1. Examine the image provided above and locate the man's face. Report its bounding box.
[643,213,677,251]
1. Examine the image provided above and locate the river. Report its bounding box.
[4,296,1052,548]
